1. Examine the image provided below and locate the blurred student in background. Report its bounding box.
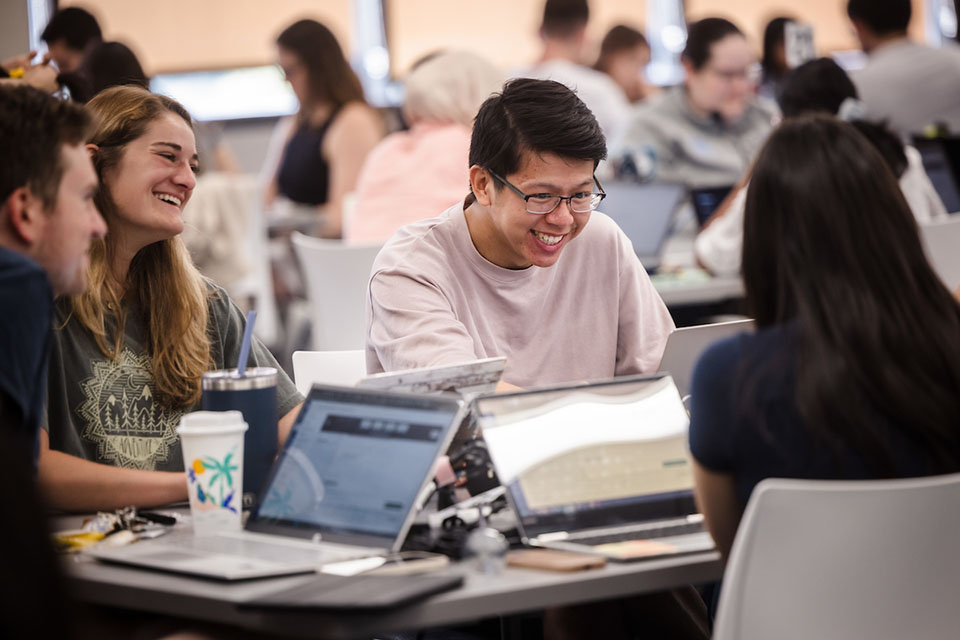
[848,0,960,139]
[346,50,502,245]
[59,40,148,103]
[618,17,777,188]
[695,58,947,276]
[41,6,102,74]
[689,115,960,557]
[757,16,794,101]
[518,0,632,147]
[593,24,652,104]
[263,19,384,238]
[40,86,302,512]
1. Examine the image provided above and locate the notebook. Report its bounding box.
[87,386,467,580]
[657,319,755,399]
[600,182,687,271]
[475,375,715,561]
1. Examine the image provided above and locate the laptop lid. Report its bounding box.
[690,185,735,227]
[657,319,755,398]
[247,385,464,550]
[475,375,696,542]
[357,357,507,395]
[600,182,687,270]
[911,137,960,213]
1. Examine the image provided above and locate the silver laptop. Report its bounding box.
[920,217,960,291]
[358,357,507,396]
[475,375,715,561]
[87,386,466,580]
[600,182,687,271]
[658,319,755,399]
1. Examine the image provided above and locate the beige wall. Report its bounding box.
[386,0,648,75]
[685,0,928,54]
[63,0,353,74]
[62,1,931,76]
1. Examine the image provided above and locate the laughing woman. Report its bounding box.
[40,86,303,512]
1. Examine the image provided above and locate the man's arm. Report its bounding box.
[278,402,303,445]
[367,270,481,373]
[37,429,187,512]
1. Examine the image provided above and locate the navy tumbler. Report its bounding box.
[201,367,278,508]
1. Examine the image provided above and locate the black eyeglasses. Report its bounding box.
[486,169,606,215]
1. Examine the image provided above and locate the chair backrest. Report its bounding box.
[290,232,382,351]
[291,349,367,395]
[920,216,960,291]
[713,473,960,640]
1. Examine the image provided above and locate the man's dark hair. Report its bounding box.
[62,40,149,103]
[594,24,649,71]
[0,86,93,210]
[778,57,858,118]
[541,0,589,39]
[41,7,102,51]
[683,17,743,70]
[847,0,911,36]
[468,78,606,202]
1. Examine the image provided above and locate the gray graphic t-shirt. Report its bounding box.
[44,282,302,472]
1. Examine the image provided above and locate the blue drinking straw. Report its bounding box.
[236,310,257,377]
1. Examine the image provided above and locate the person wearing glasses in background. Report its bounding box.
[365,78,674,389]
[617,18,777,188]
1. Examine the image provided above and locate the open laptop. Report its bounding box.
[690,185,735,227]
[87,386,466,580]
[658,319,755,399]
[920,217,960,290]
[358,357,506,396]
[475,375,715,561]
[912,137,960,214]
[600,182,687,271]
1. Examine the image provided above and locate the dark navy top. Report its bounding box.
[0,248,53,464]
[276,110,340,206]
[688,324,957,507]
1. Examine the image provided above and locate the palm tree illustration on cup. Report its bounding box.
[178,411,248,535]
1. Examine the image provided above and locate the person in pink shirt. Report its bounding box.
[365,78,674,388]
[345,51,502,245]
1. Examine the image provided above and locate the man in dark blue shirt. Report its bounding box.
[0,86,106,463]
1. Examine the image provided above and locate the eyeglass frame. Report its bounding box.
[485,168,606,215]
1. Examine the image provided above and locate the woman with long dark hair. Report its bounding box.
[688,115,960,556]
[265,19,384,238]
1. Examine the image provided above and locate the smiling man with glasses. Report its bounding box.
[365,78,674,388]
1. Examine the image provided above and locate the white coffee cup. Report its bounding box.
[177,411,248,536]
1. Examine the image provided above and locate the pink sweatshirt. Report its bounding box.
[365,204,675,387]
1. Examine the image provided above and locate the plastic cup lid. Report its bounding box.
[177,410,249,435]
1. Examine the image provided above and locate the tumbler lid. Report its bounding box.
[201,367,278,391]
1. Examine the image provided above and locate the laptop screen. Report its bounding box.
[912,138,960,213]
[249,387,460,545]
[599,182,687,268]
[690,185,735,227]
[476,375,696,539]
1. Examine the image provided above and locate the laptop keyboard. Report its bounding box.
[571,521,705,546]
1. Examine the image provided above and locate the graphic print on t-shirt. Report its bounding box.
[77,348,184,469]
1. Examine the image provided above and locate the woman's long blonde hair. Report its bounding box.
[72,85,211,408]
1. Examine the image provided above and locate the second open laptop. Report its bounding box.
[600,182,687,271]
[657,319,755,399]
[87,385,466,580]
[475,375,714,561]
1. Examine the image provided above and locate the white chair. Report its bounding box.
[713,473,960,640]
[291,349,367,395]
[290,232,382,351]
[919,216,960,291]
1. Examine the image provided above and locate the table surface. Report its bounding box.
[59,515,722,639]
